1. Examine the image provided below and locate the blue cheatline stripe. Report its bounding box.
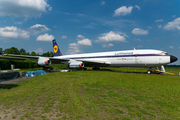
[65,54,169,60]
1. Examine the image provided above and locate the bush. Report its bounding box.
[0,59,11,69]
[0,59,37,70]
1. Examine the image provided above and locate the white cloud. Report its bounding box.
[114,6,133,16]
[30,24,50,33]
[137,45,143,48]
[77,39,92,46]
[14,18,28,25]
[164,17,180,30]
[102,43,114,48]
[36,33,54,41]
[48,7,52,11]
[77,35,85,39]
[67,35,92,54]
[172,15,176,17]
[169,46,174,49]
[132,28,148,35]
[34,48,43,53]
[68,43,82,54]
[0,0,52,17]
[134,5,140,10]
[77,35,92,46]
[136,38,141,41]
[95,18,135,28]
[154,19,163,22]
[97,31,126,42]
[0,26,29,39]
[101,1,105,5]
[158,25,162,29]
[14,21,23,24]
[61,35,67,39]
[179,47,180,49]
[147,26,153,29]
[77,13,85,16]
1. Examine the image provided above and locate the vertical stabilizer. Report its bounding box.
[52,39,63,56]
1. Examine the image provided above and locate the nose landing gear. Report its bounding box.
[147,66,167,75]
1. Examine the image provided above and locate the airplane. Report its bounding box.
[4,39,178,74]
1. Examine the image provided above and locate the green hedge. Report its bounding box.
[0,59,37,70]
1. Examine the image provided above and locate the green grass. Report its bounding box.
[0,67,180,119]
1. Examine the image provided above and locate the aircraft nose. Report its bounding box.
[170,55,178,63]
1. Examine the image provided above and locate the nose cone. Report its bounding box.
[170,55,178,63]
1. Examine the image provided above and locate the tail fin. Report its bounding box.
[52,39,63,56]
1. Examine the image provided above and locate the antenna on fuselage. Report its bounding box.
[133,48,136,50]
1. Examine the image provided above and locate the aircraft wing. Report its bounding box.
[49,58,111,66]
[3,54,39,59]
[76,59,111,66]
[3,54,70,62]
[3,54,111,66]
[0,56,27,60]
[49,57,69,61]
[4,54,70,61]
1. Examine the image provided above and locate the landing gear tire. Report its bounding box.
[81,68,87,70]
[83,68,87,70]
[92,67,100,71]
[147,70,152,74]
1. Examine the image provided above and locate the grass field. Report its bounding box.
[0,67,180,119]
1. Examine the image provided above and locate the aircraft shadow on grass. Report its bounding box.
[92,68,147,74]
[0,84,19,89]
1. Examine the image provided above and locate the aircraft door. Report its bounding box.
[135,55,139,64]
[134,54,143,65]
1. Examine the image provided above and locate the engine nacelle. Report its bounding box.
[67,61,84,68]
[38,57,51,66]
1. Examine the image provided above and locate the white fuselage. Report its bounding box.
[54,49,171,67]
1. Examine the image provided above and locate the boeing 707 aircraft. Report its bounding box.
[4,39,178,74]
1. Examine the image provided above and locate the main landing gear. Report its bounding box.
[82,68,87,70]
[79,68,87,70]
[92,67,100,70]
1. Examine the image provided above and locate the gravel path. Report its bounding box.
[0,77,32,88]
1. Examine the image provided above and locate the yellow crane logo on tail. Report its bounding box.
[53,45,58,53]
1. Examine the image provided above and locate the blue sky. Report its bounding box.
[0,0,180,64]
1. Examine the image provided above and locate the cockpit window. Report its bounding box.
[160,52,169,55]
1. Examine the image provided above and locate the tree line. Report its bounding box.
[0,47,54,57]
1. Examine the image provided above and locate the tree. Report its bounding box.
[26,52,30,55]
[0,48,3,52]
[31,51,36,56]
[0,48,3,55]
[42,51,50,57]
[20,48,26,55]
[36,53,40,56]
[50,51,54,57]
[4,47,20,55]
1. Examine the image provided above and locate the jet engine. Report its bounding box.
[67,61,84,68]
[38,57,51,66]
